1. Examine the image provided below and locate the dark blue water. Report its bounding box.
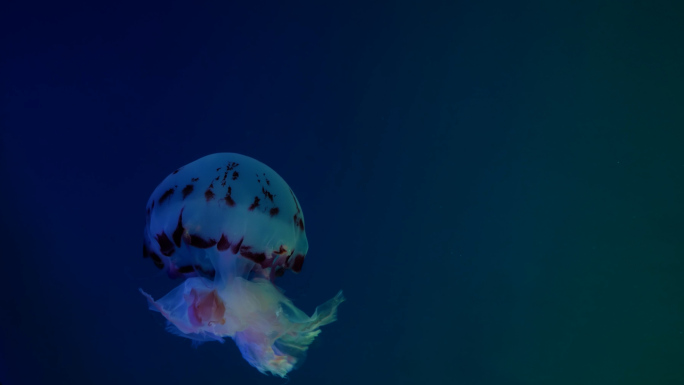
[1,1,683,384]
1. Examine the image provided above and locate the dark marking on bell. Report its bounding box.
[172,210,185,247]
[289,189,301,214]
[205,188,215,202]
[182,184,194,199]
[149,252,164,269]
[159,188,175,204]
[189,235,217,248]
[232,171,239,180]
[191,177,199,182]
[217,234,231,251]
[176,265,215,277]
[269,207,279,217]
[293,214,305,231]
[240,248,266,263]
[224,186,235,207]
[176,265,196,274]
[291,254,305,273]
[248,196,260,211]
[262,187,274,202]
[230,237,243,254]
[155,232,175,256]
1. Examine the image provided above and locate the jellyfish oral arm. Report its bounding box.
[141,278,344,377]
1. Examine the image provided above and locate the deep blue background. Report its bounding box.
[1,1,683,384]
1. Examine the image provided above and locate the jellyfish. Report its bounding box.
[139,153,344,377]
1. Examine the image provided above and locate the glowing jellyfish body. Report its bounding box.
[140,153,344,377]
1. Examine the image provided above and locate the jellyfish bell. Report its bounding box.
[140,153,344,377]
[142,153,308,281]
